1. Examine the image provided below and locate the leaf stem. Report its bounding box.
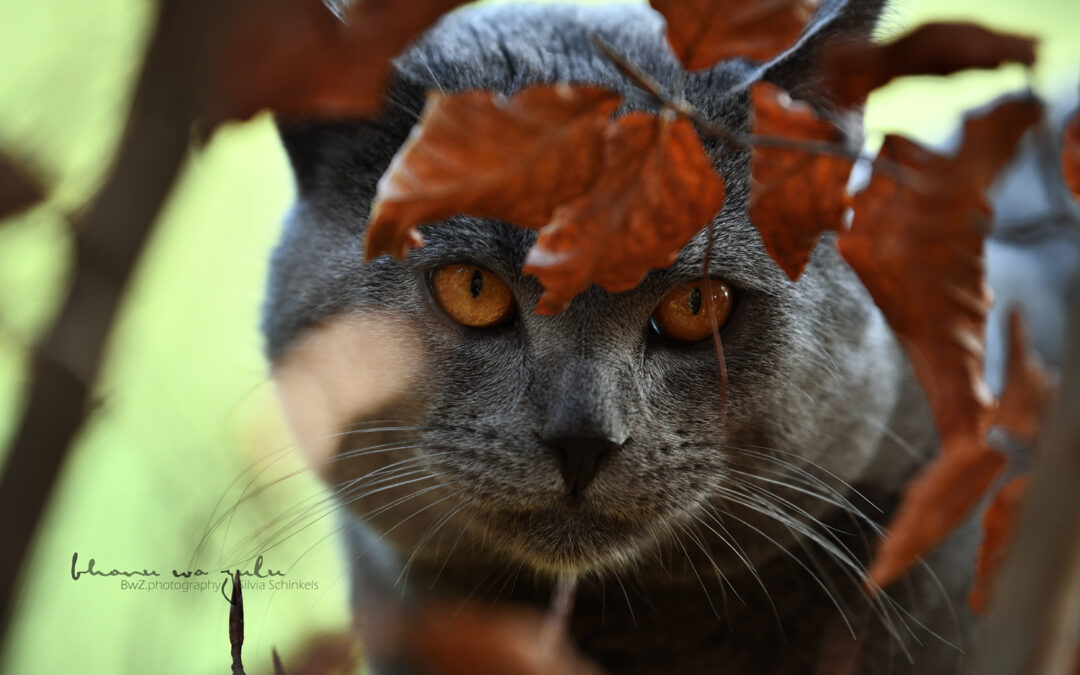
[590,33,914,185]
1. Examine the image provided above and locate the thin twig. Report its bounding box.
[272,648,287,675]
[702,221,729,411]
[230,571,247,675]
[590,33,917,186]
[589,33,740,145]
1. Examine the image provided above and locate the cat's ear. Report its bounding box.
[275,78,424,197]
[761,0,888,112]
[276,121,331,196]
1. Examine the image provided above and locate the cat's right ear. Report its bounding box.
[276,121,331,196]
[760,0,889,113]
[275,78,425,198]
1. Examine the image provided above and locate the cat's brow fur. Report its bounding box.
[260,2,1026,673]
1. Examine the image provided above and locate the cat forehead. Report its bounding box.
[265,1,882,356]
[394,3,756,102]
[374,3,769,279]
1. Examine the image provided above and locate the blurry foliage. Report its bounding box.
[0,0,1077,673]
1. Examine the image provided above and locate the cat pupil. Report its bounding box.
[688,286,702,315]
[470,269,484,299]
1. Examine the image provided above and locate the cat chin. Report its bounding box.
[472,503,659,575]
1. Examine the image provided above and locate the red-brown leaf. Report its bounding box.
[840,133,992,445]
[276,633,358,675]
[868,438,1007,590]
[843,95,1042,588]
[839,95,1042,444]
[1065,106,1080,201]
[523,111,726,314]
[208,0,464,124]
[969,474,1029,613]
[0,153,45,220]
[407,603,601,675]
[823,23,1037,108]
[997,309,1054,442]
[366,85,621,259]
[749,82,853,280]
[650,0,819,70]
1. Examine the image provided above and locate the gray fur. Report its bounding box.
[263,3,1075,673]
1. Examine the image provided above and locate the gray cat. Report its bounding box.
[263,2,1080,673]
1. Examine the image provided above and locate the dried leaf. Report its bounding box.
[366,85,621,259]
[956,94,1047,189]
[839,95,1042,444]
[749,82,853,280]
[523,111,726,314]
[840,138,991,444]
[650,0,819,70]
[367,87,725,314]
[997,308,1054,442]
[823,23,1037,108]
[868,439,1007,590]
[408,603,601,675]
[969,474,1029,613]
[0,153,45,220]
[842,95,1042,588]
[208,0,464,124]
[276,634,358,675]
[1065,106,1080,200]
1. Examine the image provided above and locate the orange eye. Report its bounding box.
[431,264,515,328]
[651,280,733,342]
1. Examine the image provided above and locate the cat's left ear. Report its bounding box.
[761,0,888,113]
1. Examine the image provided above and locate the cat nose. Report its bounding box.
[544,434,624,497]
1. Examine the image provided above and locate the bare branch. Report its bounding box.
[0,0,223,639]
[969,297,1080,674]
[0,152,46,221]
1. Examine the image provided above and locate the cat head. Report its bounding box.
[265,0,904,576]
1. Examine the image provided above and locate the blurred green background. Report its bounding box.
[0,0,1077,673]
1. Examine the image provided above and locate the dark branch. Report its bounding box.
[0,0,222,640]
[230,571,246,675]
[0,152,46,221]
[969,295,1080,673]
[588,33,913,185]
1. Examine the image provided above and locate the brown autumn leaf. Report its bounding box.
[840,95,1041,444]
[208,0,465,125]
[523,111,727,314]
[366,85,621,259]
[407,603,602,675]
[366,86,726,314]
[650,0,819,70]
[997,308,1054,442]
[749,81,853,280]
[969,474,1029,613]
[840,95,1042,588]
[823,23,1037,108]
[273,634,358,675]
[1065,106,1080,200]
[840,138,992,446]
[868,438,1007,592]
[0,152,45,220]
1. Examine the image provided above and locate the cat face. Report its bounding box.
[266,2,902,576]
